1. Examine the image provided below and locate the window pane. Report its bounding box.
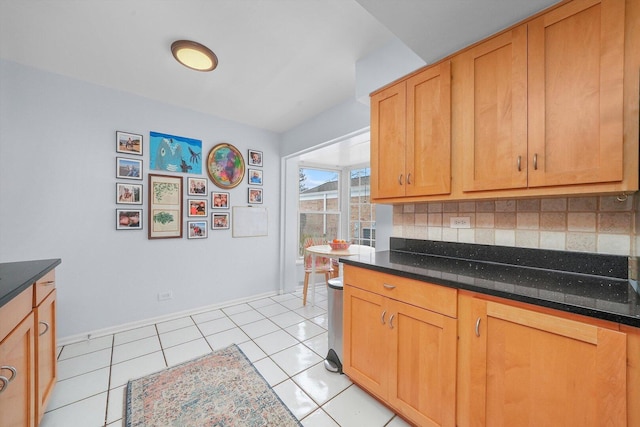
[299,213,340,256]
[299,168,339,212]
[349,167,375,247]
[298,167,340,257]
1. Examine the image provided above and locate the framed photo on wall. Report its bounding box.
[148,174,183,239]
[212,212,230,229]
[116,131,143,156]
[187,199,207,217]
[116,209,142,230]
[116,183,143,205]
[248,187,263,204]
[248,168,263,185]
[187,177,208,195]
[248,149,263,167]
[116,157,143,180]
[187,221,208,239]
[211,191,229,209]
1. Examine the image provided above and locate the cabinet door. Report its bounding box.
[528,0,625,187]
[0,313,35,427]
[371,81,407,199]
[343,285,389,399]
[406,61,452,197]
[459,26,528,192]
[470,299,626,427]
[388,299,456,427]
[35,290,56,423]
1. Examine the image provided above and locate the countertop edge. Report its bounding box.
[0,259,62,308]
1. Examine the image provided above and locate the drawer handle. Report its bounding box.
[389,314,395,329]
[475,317,481,337]
[39,321,50,336]
[0,376,8,394]
[383,283,396,290]
[381,310,386,325]
[41,280,55,286]
[0,366,17,382]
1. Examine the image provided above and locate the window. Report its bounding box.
[349,167,375,247]
[298,167,340,256]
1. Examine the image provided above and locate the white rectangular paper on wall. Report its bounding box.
[232,206,268,237]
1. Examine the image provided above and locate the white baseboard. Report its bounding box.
[57,290,279,346]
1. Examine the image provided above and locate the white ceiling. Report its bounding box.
[0,0,560,164]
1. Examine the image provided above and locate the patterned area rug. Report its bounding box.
[125,344,301,426]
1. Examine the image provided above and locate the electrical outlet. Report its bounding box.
[450,216,471,229]
[158,291,173,301]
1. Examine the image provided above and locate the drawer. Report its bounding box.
[0,286,33,342]
[34,270,56,307]
[344,265,457,318]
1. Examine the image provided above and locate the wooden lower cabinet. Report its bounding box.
[459,293,627,427]
[0,312,36,427]
[0,268,57,427]
[35,289,56,423]
[343,269,457,427]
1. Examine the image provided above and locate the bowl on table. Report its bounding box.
[329,241,351,250]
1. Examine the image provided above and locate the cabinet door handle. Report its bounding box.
[406,173,411,185]
[398,174,404,185]
[533,153,538,170]
[0,376,8,394]
[0,366,17,382]
[39,321,50,336]
[475,317,481,337]
[383,283,396,290]
[517,155,522,171]
[381,310,386,325]
[389,314,395,329]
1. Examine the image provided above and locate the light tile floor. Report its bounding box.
[40,287,411,427]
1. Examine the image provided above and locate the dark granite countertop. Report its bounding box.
[340,239,640,328]
[0,259,62,308]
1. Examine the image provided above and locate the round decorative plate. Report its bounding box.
[206,143,245,189]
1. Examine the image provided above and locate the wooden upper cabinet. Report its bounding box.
[371,81,406,199]
[406,61,451,197]
[370,0,635,201]
[528,0,625,187]
[371,61,451,199]
[459,26,528,192]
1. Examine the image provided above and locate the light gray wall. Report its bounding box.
[355,39,426,104]
[0,59,281,339]
[279,98,370,159]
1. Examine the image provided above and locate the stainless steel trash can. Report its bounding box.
[325,277,343,373]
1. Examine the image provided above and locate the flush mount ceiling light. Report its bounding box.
[171,40,218,72]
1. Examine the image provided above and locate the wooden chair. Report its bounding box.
[302,237,334,305]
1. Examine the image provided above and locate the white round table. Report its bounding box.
[304,244,375,306]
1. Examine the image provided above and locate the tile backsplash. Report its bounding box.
[392,194,639,257]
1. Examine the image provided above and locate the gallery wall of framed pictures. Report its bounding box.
[114,128,267,239]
